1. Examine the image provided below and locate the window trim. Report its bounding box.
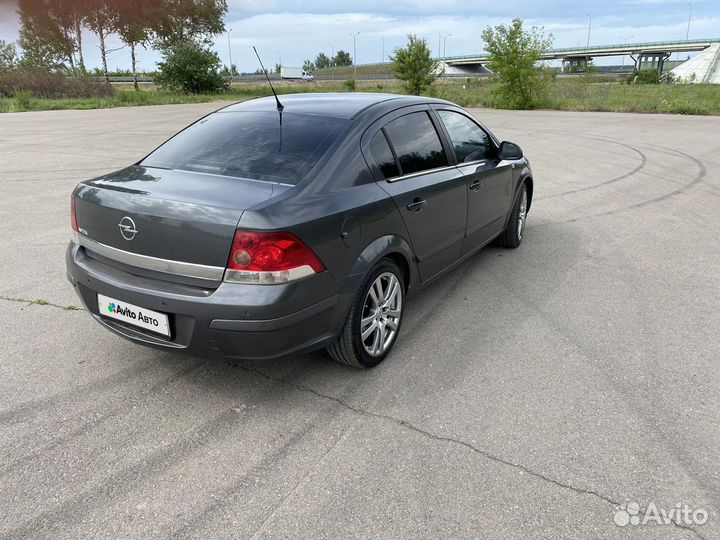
[380,110,452,182]
[431,107,500,165]
[386,163,459,183]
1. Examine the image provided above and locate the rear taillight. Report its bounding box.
[70,196,79,243]
[224,230,325,285]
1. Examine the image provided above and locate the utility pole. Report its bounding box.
[436,31,442,59]
[381,37,385,64]
[586,13,592,48]
[350,32,360,79]
[226,29,233,75]
[686,1,693,41]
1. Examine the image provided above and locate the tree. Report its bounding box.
[155,39,228,93]
[0,40,18,70]
[149,0,227,48]
[481,18,553,109]
[274,63,281,74]
[314,52,330,69]
[333,50,352,67]
[85,0,120,82]
[390,34,437,96]
[17,0,76,70]
[115,0,150,90]
[302,59,315,72]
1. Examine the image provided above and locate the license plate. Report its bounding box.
[97,293,170,337]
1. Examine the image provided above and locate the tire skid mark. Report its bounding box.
[502,126,649,200]
[0,357,186,427]
[555,145,706,224]
[540,145,647,200]
[0,359,207,473]
[2,409,244,539]
[501,126,707,223]
[2,381,344,540]
[167,398,355,539]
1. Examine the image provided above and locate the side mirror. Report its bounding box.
[499,141,523,160]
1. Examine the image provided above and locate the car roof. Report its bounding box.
[220,93,454,120]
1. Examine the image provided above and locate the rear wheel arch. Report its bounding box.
[346,235,416,289]
[384,252,411,294]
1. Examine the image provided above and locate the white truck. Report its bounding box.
[280,67,314,81]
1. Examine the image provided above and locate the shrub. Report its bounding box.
[343,78,356,91]
[390,34,437,96]
[0,69,115,98]
[660,71,678,84]
[155,41,228,94]
[12,89,33,111]
[632,69,660,85]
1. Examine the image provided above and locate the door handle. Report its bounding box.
[406,198,428,213]
[469,179,482,192]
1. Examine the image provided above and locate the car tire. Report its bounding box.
[327,259,405,368]
[500,183,528,249]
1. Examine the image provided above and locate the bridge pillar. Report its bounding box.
[562,56,592,73]
[635,52,671,73]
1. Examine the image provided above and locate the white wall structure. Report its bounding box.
[671,44,720,83]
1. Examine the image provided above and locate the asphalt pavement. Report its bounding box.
[1,102,719,539]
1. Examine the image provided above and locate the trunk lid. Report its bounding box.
[74,166,288,269]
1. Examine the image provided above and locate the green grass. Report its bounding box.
[1,79,719,115]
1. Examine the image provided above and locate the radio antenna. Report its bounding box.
[253,46,284,114]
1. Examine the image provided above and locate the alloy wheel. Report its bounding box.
[360,272,402,357]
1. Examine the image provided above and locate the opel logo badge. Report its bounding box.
[118,216,138,241]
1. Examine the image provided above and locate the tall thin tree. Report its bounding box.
[85,0,120,81]
[116,0,149,90]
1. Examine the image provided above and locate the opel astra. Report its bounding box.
[66,93,533,368]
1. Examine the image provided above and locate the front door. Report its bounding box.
[435,109,514,255]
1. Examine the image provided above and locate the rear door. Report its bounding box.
[365,109,468,282]
[434,109,514,255]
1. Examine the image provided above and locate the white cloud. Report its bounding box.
[0,0,718,71]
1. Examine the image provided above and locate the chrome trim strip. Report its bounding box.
[457,160,487,169]
[78,235,225,282]
[386,164,458,183]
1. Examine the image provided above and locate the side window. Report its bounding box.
[384,112,449,176]
[369,131,400,179]
[437,110,493,163]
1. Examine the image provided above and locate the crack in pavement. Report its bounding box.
[231,362,708,540]
[0,295,81,311]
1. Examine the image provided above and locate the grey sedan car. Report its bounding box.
[66,93,533,368]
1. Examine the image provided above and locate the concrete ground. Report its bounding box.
[0,103,719,540]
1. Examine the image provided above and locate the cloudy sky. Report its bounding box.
[0,0,718,72]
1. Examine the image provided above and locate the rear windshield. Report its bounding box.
[141,111,349,184]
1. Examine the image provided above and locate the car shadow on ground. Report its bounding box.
[142,225,575,410]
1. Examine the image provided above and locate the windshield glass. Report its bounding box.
[141,111,349,184]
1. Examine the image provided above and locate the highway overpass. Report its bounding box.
[441,38,720,74]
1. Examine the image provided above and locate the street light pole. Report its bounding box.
[226,29,233,75]
[436,31,442,59]
[443,33,452,59]
[350,32,360,79]
[381,37,385,64]
[685,1,693,41]
[586,13,592,49]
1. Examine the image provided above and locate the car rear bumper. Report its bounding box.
[66,242,354,360]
